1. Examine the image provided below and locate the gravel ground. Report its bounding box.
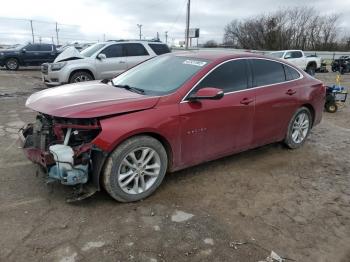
[0,67,349,262]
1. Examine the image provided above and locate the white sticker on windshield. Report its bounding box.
[183,60,207,67]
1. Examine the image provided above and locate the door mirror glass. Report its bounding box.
[188,87,224,101]
[284,53,292,59]
[97,53,106,60]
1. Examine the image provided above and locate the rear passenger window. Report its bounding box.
[195,60,249,93]
[148,44,170,55]
[124,43,149,56]
[251,59,285,86]
[100,44,123,58]
[41,45,53,51]
[284,65,300,81]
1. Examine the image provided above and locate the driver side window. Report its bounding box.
[100,44,124,58]
[191,59,249,95]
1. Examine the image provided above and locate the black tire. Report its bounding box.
[69,71,93,83]
[5,58,19,70]
[306,64,316,76]
[325,102,338,113]
[284,107,312,149]
[102,135,168,202]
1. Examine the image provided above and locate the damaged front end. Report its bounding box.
[19,113,106,200]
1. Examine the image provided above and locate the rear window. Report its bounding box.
[148,44,171,55]
[124,43,149,56]
[251,59,286,86]
[284,65,300,81]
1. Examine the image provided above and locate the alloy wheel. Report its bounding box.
[6,59,18,70]
[291,112,310,144]
[117,147,161,195]
[73,74,91,82]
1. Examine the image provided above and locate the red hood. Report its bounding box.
[26,81,160,118]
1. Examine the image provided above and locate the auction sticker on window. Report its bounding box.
[183,60,207,67]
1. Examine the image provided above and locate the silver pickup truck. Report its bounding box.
[269,50,321,75]
[41,40,170,86]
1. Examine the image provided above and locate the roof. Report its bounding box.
[173,50,269,62]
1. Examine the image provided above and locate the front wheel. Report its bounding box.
[69,71,93,83]
[102,136,168,202]
[325,102,338,113]
[5,58,19,70]
[284,107,312,149]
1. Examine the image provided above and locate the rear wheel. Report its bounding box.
[5,58,19,70]
[284,107,312,149]
[69,71,93,83]
[102,136,168,202]
[306,64,316,76]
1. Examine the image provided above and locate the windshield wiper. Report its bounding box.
[112,84,145,94]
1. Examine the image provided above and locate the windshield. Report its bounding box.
[269,52,285,58]
[80,43,105,57]
[111,55,210,95]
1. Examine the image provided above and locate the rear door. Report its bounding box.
[179,59,255,166]
[23,44,41,64]
[96,44,127,79]
[250,59,302,146]
[123,43,150,69]
[38,44,56,63]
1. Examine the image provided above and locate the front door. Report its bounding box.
[96,44,127,79]
[179,59,255,167]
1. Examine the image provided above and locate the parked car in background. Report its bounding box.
[20,51,325,202]
[41,40,171,86]
[0,43,59,70]
[58,42,95,52]
[331,56,350,74]
[269,50,321,75]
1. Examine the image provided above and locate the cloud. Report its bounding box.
[0,0,349,45]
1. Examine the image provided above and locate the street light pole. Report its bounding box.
[137,24,142,40]
[30,20,34,44]
[165,31,168,45]
[55,22,59,45]
[185,0,191,49]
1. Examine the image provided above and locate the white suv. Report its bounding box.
[41,40,170,86]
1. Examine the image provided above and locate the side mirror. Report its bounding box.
[188,87,224,101]
[97,53,106,60]
[21,48,26,53]
[284,54,292,59]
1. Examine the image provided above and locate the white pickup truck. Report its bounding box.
[269,50,321,75]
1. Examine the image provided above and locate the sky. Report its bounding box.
[0,0,349,45]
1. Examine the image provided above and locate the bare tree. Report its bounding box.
[223,7,341,51]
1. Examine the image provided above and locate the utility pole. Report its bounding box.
[156,32,159,41]
[185,0,191,49]
[55,22,59,45]
[30,20,34,44]
[137,24,142,40]
[103,34,106,41]
[165,31,168,45]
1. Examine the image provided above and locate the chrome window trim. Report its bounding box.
[180,57,304,103]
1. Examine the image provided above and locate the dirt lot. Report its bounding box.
[0,67,349,262]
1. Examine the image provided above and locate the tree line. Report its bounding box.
[205,7,350,51]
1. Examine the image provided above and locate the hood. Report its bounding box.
[26,81,160,118]
[54,47,84,62]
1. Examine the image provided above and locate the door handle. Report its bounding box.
[240,98,254,105]
[286,89,296,95]
[119,61,126,64]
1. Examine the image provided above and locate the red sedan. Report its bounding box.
[20,51,325,202]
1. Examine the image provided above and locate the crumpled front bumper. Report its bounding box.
[18,124,55,168]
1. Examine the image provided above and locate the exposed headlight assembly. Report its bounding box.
[51,61,67,71]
